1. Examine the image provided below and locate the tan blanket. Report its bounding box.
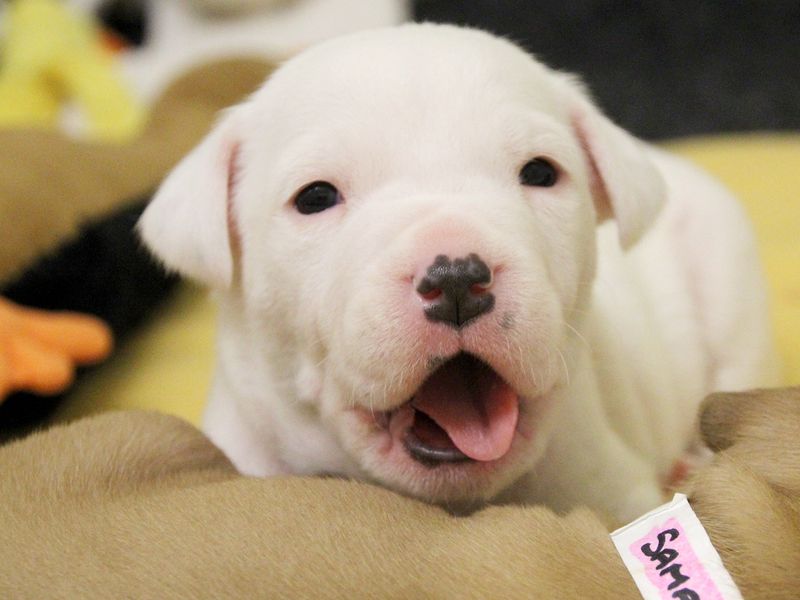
[2,388,798,598]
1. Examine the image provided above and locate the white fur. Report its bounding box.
[139,24,778,521]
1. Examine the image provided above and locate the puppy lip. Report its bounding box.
[403,421,474,467]
[359,353,526,467]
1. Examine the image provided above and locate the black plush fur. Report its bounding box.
[0,200,177,441]
[98,0,150,47]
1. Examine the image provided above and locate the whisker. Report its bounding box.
[563,321,591,350]
[556,347,571,387]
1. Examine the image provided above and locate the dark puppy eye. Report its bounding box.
[294,181,342,214]
[519,158,558,187]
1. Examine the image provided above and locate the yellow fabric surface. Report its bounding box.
[56,284,217,425]
[56,133,800,426]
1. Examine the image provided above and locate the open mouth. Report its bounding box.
[384,353,520,467]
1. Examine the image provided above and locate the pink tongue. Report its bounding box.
[411,354,519,461]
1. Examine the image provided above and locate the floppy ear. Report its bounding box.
[567,84,667,249]
[138,109,241,289]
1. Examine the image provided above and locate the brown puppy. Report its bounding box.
[1,388,798,598]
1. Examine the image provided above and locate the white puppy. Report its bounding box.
[139,24,778,520]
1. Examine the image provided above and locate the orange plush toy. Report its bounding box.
[0,297,112,402]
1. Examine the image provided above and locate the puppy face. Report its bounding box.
[140,24,665,503]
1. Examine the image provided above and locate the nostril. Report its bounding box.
[469,283,490,295]
[420,287,443,301]
[416,277,441,301]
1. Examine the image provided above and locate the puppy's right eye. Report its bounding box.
[519,158,558,187]
[294,181,342,214]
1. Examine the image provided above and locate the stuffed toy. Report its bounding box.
[0,0,145,142]
[83,0,406,100]
[0,297,112,401]
[0,57,273,435]
[0,56,272,284]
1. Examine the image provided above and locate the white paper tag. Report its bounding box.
[610,493,743,600]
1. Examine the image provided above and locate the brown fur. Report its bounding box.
[686,387,800,598]
[2,388,798,598]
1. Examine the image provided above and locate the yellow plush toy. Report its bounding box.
[0,0,144,142]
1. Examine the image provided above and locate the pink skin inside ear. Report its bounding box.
[571,110,613,223]
[225,142,243,267]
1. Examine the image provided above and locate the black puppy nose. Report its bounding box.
[416,254,495,328]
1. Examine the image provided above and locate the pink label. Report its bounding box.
[629,517,724,600]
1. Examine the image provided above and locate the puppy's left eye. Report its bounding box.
[519,158,558,187]
[294,181,342,214]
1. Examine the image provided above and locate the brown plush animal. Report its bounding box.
[1,388,798,598]
[0,57,273,283]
